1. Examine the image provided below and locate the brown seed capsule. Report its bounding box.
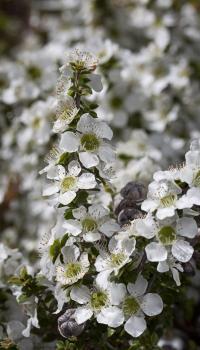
[183,262,195,276]
[120,181,147,202]
[118,208,142,226]
[58,308,85,338]
[115,198,137,216]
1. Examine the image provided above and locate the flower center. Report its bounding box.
[157,226,176,245]
[81,133,100,151]
[27,65,42,80]
[82,217,98,232]
[65,262,82,278]
[110,252,126,267]
[59,109,76,122]
[32,117,41,129]
[193,170,200,187]
[60,176,76,192]
[123,296,140,316]
[160,194,176,207]
[90,291,108,310]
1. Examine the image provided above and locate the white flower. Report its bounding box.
[95,236,136,287]
[53,96,79,133]
[19,98,53,146]
[177,140,200,208]
[42,161,96,205]
[38,232,57,281]
[157,254,183,286]
[22,297,40,337]
[59,114,115,168]
[122,275,163,338]
[70,280,126,327]
[142,179,182,219]
[67,49,98,72]
[145,216,197,263]
[63,204,119,242]
[56,245,89,285]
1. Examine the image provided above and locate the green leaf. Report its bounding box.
[49,239,61,263]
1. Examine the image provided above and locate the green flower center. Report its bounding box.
[157,226,176,245]
[110,96,123,109]
[81,133,100,151]
[193,170,200,187]
[27,65,42,80]
[60,109,75,122]
[160,194,176,207]
[65,262,82,278]
[32,117,41,129]
[110,252,126,267]
[123,296,140,316]
[82,217,98,232]
[60,176,76,192]
[90,291,108,310]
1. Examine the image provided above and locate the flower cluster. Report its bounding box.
[38,50,166,340]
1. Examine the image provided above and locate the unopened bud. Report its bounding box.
[118,208,142,226]
[183,262,195,276]
[120,181,147,202]
[58,308,85,338]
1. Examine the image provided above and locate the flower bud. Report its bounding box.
[115,198,137,216]
[120,181,147,202]
[183,262,195,276]
[58,308,85,338]
[118,208,142,226]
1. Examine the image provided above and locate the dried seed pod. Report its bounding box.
[183,262,195,276]
[118,208,142,226]
[120,181,147,202]
[58,308,85,338]
[115,198,137,216]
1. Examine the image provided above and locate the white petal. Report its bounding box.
[68,160,81,176]
[59,132,79,152]
[70,286,90,304]
[176,217,198,239]
[43,184,59,196]
[63,219,82,236]
[77,114,93,133]
[124,316,146,338]
[136,215,156,239]
[141,293,163,316]
[80,252,90,268]
[61,245,80,263]
[157,261,169,273]
[89,204,108,219]
[95,270,112,289]
[145,242,167,262]
[127,275,148,297]
[79,152,99,168]
[83,232,101,242]
[96,121,113,140]
[99,144,116,163]
[94,255,109,272]
[74,307,93,324]
[171,267,181,286]
[172,240,194,263]
[141,199,158,212]
[78,173,96,189]
[59,191,76,205]
[73,206,87,219]
[97,306,124,328]
[108,283,126,305]
[100,220,120,237]
[156,207,176,220]
[89,73,103,92]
